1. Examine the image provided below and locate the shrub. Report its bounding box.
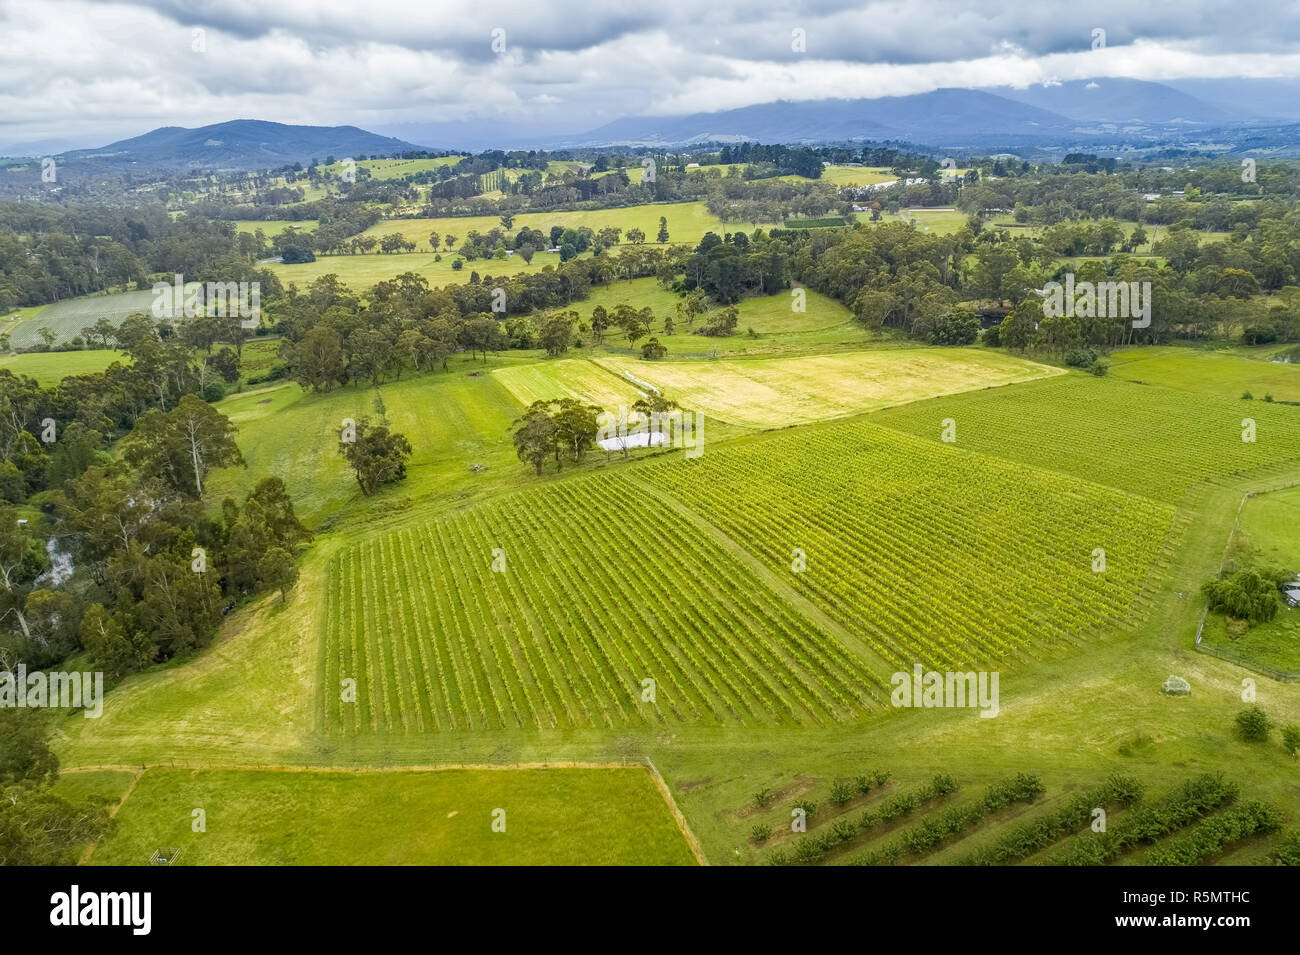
[1203,568,1284,624]
[1049,773,1238,866]
[1264,393,1275,402]
[1282,725,1300,757]
[927,310,980,346]
[280,245,316,264]
[1273,830,1300,865]
[767,849,790,866]
[753,786,774,809]
[1236,706,1273,743]
[797,801,817,819]
[830,819,857,844]
[793,837,823,864]
[1144,802,1282,865]
[960,774,1144,865]
[1089,358,1110,377]
[451,259,464,270]
[931,773,959,796]
[854,769,891,794]
[829,780,856,806]
[1065,346,1099,368]
[982,773,1045,813]
[1242,390,1254,400]
[750,823,772,843]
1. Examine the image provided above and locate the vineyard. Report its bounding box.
[319,474,884,734]
[638,418,1173,671]
[869,374,1300,504]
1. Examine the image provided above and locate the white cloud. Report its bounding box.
[0,0,1296,148]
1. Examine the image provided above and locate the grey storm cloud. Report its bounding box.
[3,0,1300,149]
[92,0,1300,61]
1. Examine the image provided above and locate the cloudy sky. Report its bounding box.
[1,0,1298,150]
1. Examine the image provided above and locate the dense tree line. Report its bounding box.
[0,316,308,681]
[0,201,274,310]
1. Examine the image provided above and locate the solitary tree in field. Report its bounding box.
[338,417,412,496]
[683,289,707,327]
[500,214,515,231]
[444,234,457,249]
[428,231,441,251]
[657,216,669,243]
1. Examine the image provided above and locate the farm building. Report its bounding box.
[1284,577,1300,608]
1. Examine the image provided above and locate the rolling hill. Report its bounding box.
[57,119,422,171]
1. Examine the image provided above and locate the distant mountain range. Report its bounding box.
[545,80,1269,150]
[11,77,1298,174]
[54,120,423,171]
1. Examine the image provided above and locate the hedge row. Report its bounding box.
[1143,802,1283,866]
[960,774,1144,865]
[849,773,1045,866]
[767,773,955,866]
[1272,830,1300,866]
[1048,773,1238,866]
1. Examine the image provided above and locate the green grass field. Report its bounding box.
[577,280,877,358]
[82,767,696,865]
[234,219,317,237]
[870,373,1300,503]
[0,349,125,384]
[582,279,851,335]
[269,248,565,288]
[805,166,896,187]
[207,354,533,529]
[491,357,642,410]
[1200,484,1300,672]
[359,201,758,250]
[335,156,464,180]
[1111,346,1300,403]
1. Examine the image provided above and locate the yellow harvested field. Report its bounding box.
[593,349,1065,427]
